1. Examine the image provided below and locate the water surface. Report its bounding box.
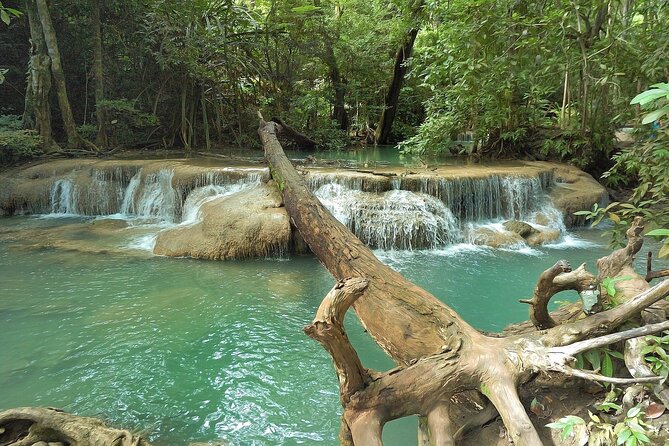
[0,219,662,445]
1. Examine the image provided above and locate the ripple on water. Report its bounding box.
[1,221,667,446]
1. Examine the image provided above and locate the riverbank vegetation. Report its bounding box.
[0,1,666,161]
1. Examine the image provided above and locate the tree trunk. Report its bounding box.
[35,0,85,149]
[24,0,57,152]
[373,27,418,145]
[258,116,669,445]
[91,0,109,148]
[323,45,348,131]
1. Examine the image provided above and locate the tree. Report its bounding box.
[373,0,422,145]
[34,0,87,149]
[91,0,108,147]
[259,116,669,445]
[23,0,56,151]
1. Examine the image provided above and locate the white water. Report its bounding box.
[42,165,578,253]
[50,178,78,215]
[315,183,460,250]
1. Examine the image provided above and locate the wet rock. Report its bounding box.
[154,184,291,260]
[548,164,608,227]
[503,220,538,238]
[533,212,550,226]
[469,227,524,248]
[526,228,561,246]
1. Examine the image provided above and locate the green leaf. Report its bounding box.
[659,243,669,259]
[602,353,614,377]
[646,229,669,237]
[631,89,669,106]
[585,349,601,371]
[627,406,642,418]
[0,9,10,25]
[641,106,669,125]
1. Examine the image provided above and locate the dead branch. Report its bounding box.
[521,260,596,329]
[647,252,669,282]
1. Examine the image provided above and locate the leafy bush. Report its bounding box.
[97,99,160,148]
[0,114,42,164]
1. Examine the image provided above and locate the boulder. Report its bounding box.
[548,165,608,227]
[503,220,538,238]
[526,228,561,246]
[153,184,291,260]
[468,227,524,248]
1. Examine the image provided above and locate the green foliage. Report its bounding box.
[0,115,42,164]
[580,82,669,249]
[574,346,624,377]
[0,2,21,26]
[546,414,586,441]
[96,100,160,148]
[615,406,652,446]
[642,332,669,380]
[546,405,652,446]
[646,229,669,259]
[402,0,668,172]
[601,276,633,300]
[631,83,669,125]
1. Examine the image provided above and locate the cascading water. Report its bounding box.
[120,170,143,216]
[315,183,460,250]
[50,178,78,215]
[135,170,179,222]
[40,161,569,253]
[181,183,248,224]
[311,171,567,251]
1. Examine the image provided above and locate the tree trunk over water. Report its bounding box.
[259,116,669,445]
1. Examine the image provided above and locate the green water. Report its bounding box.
[0,218,662,445]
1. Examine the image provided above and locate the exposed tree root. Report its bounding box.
[259,115,669,445]
[0,407,150,446]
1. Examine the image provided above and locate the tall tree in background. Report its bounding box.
[35,0,88,149]
[23,0,56,151]
[373,0,423,145]
[91,0,108,147]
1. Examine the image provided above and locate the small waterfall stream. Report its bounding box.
[310,171,565,250]
[39,163,569,253]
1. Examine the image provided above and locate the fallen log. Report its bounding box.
[258,115,669,445]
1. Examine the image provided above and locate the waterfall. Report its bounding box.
[50,178,78,214]
[134,170,178,222]
[33,161,567,252]
[315,184,460,250]
[120,170,142,216]
[311,171,566,251]
[181,183,247,224]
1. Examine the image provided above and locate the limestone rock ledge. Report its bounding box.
[545,163,608,227]
[153,184,291,260]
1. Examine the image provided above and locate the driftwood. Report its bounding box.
[0,407,150,446]
[520,260,597,330]
[258,115,669,446]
